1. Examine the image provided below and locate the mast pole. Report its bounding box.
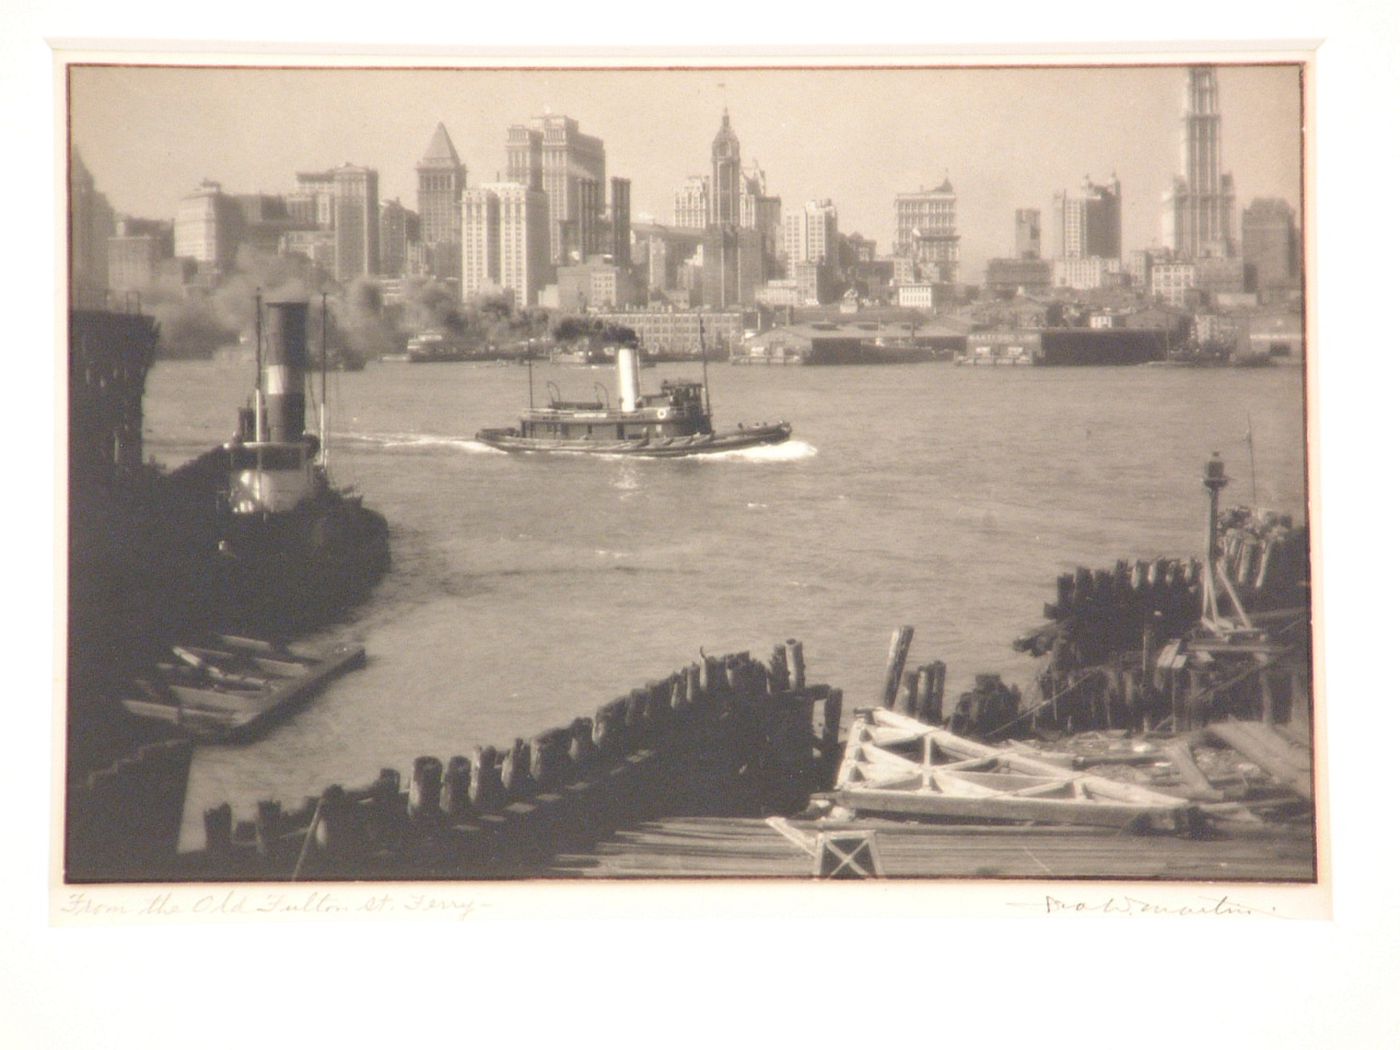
[320,291,330,474]
[1246,412,1258,505]
[528,356,534,410]
[253,289,264,442]
[699,315,712,421]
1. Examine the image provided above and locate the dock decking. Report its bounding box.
[545,815,1315,881]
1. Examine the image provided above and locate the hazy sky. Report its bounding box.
[70,63,1303,277]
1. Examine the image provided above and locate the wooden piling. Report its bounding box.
[624,690,649,744]
[725,658,743,696]
[501,739,534,798]
[895,670,919,717]
[914,666,934,724]
[254,800,281,857]
[442,756,471,819]
[531,728,572,790]
[880,626,915,709]
[929,661,946,725]
[593,699,626,754]
[786,639,805,690]
[569,717,597,768]
[821,688,844,758]
[470,745,504,811]
[699,655,720,700]
[1056,573,1074,614]
[203,803,233,854]
[312,784,349,857]
[769,645,790,693]
[409,756,443,820]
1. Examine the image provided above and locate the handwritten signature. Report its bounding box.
[1014,893,1284,917]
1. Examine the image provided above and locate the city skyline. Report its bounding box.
[69,63,1302,279]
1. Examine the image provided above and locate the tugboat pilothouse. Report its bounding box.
[476,345,791,457]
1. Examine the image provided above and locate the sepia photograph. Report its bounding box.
[60,53,1321,896]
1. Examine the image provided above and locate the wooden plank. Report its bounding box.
[1164,740,1226,802]
[833,788,1183,830]
[1206,721,1313,800]
[1220,721,1310,774]
[765,817,819,857]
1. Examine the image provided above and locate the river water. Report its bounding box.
[141,357,1309,849]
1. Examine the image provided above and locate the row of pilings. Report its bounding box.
[183,641,843,881]
[1011,557,1205,735]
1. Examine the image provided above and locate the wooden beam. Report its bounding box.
[834,788,1184,830]
[765,817,818,857]
[864,709,1188,808]
[1163,740,1226,802]
[880,627,915,709]
[1206,721,1313,800]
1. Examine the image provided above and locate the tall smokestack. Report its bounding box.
[264,300,309,443]
[617,346,641,412]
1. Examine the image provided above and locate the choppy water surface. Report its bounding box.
[142,357,1308,847]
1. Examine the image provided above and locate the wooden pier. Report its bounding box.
[165,634,1314,884]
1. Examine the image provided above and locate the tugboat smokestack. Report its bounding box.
[617,345,641,413]
[264,300,309,443]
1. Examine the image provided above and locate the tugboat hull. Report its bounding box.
[475,423,792,457]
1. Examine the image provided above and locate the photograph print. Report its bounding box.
[62,55,1317,890]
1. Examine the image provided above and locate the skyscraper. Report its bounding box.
[710,110,742,227]
[461,183,551,307]
[174,178,242,279]
[70,150,116,300]
[379,199,418,279]
[331,164,380,281]
[894,179,959,283]
[783,200,839,266]
[461,188,502,298]
[673,175,710,229]
[505,115,606,265]
[1015,208,1041,259]
[1162,66,1236,259]
[1241,198,1300,293]
[608,177,632,262]
[506,124,544,191]
[1052,176,1122,260]
[416,123,466,278]
[702,225,762,309]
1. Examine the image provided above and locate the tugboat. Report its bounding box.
[170,296,390,630]
[476,344,791,457]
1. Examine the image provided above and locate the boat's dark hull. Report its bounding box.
[475,423,792,457]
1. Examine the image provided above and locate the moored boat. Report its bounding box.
[121,635,366,742]
[168,295,390,631]
[476,345,791,457]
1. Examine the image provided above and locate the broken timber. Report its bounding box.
[832,708,1199,833]
[1205,719,1313,801]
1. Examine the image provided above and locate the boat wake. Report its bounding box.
[337,431,507,454]
[691,439,817,463]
